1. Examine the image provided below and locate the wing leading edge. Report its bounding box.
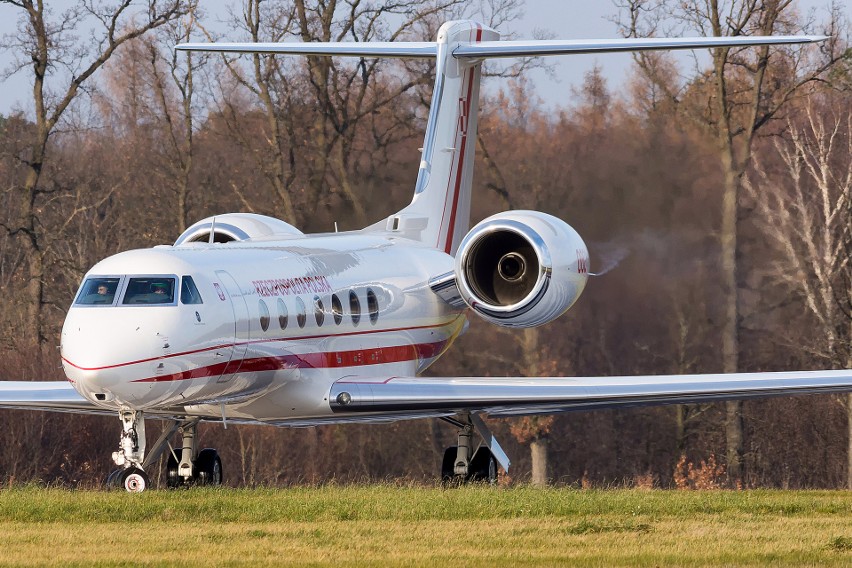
[329,369,852,416]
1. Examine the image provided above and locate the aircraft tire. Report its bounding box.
[166,449,183,489]
[105,468,123,490]
[441,446,458,483]
[468,448,498,484]
[119,467,150,493]
[195,448,223,486]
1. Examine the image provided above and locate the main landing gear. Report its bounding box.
[105,411,224,492]
[439,413,509,485]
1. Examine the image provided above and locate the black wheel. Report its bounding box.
[468,448,498,484]
[195,448,222,486]
[105,468,123,490]
[166,448,183,489]
[441,446,458,482]
[119,467,150,493]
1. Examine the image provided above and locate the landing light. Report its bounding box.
[336,392,352,406]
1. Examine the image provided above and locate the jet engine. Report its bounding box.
[454,211,588,327]
[174,213,304,245]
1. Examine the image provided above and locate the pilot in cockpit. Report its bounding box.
[149,282,171,303]
[81,281,114,304]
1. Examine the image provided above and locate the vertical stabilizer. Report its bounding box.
[376,21,499,255]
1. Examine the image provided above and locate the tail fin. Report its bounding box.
[383,21,498,255]
[177,26,826,255]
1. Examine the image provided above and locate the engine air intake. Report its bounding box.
[464,229,539,306]
[174,213,304,246]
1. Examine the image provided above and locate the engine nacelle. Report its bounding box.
[174,213,303,245]
[454,211,588,327]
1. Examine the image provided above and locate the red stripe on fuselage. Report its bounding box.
[62,320,460,372]
[132,338,450,383]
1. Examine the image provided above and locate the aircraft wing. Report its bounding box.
[328,369,852,416]
[0,381,108,415]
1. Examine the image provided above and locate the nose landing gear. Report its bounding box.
[105,413,223,492]
[106,410,152,491]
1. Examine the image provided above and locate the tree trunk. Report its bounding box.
[848,393,852,491]
[20,142,47,345]
[530,436,548,487]
[713,43,744,487]
[721,148,745,486]
[675,405,686,454]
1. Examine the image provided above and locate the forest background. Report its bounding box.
[0,0,851,490]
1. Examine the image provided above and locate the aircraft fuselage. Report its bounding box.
[61,233,467,423]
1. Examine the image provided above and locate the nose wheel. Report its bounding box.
[106,466,150,492]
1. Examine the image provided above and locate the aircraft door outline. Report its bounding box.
[214,270,250,383]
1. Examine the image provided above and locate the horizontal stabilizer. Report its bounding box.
[177,35,827,60]
[176,41,437,58]
[452,35,828,58]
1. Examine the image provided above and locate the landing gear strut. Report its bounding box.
[105,413,223,492]
[165,421,223,488]
[440,412,508,485]
[105,411,151,492]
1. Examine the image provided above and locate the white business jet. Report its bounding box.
[1,21,849,492]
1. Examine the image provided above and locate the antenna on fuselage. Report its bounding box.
[209,217,216,244]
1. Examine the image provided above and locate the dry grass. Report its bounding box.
[0,486,850,566]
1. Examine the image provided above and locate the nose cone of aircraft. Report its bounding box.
[61,306,179,404]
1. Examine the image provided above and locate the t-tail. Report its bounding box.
[378,21,498,255]
[177,22,826,256]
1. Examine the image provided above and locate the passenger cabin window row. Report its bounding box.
[256,287,381,333]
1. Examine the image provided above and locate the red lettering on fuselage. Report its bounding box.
[251,275,333,297]
[576,250,588,275]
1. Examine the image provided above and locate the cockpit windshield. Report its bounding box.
[74,275,190,307]
[122,277,176,304]
[75,277,121,305]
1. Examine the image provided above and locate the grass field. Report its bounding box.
[0,486,850,566]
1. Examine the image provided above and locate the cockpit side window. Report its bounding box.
[180,276,203,305]
[122,277,176,305]
[75,277,121,306]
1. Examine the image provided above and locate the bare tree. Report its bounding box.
[0,0,195,345]
[143,12,208,233]
[744,98,852,487]
[615,0,847,485]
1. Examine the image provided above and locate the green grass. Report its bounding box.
[0,486,850,566]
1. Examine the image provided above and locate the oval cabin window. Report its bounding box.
[258,300,270,332]
[314,296,325,327]
[296,297,307,329]
[349,290,361,326]
[277,298,288,330]
[367,288,379,325]
[331,293,343,325]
